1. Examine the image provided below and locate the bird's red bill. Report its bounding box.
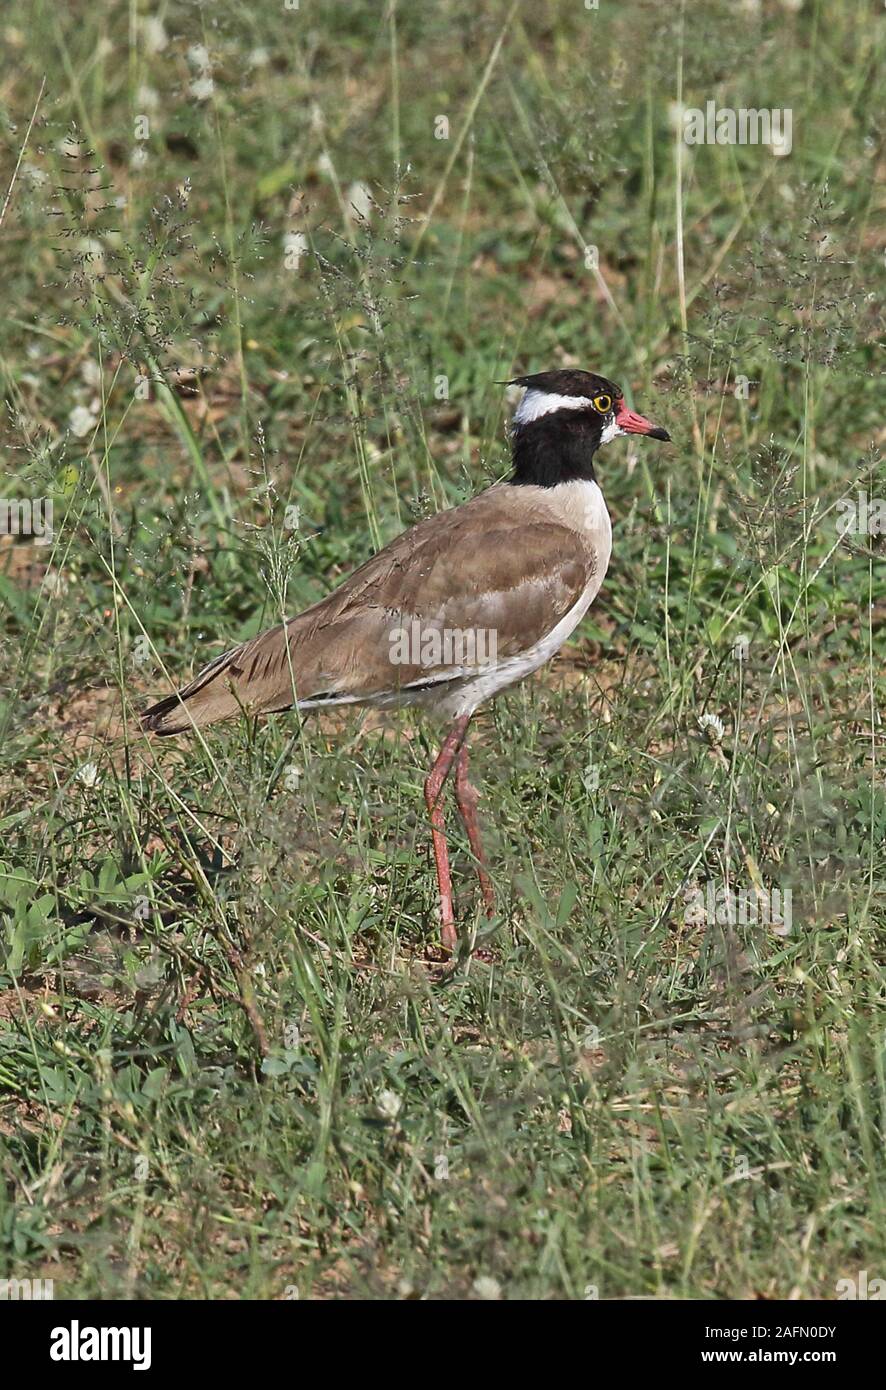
[615,399,670,440]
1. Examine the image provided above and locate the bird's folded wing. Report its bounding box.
[142,490,600,732]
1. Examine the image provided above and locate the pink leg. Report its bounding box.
[424,715,471,953]
[454,738,495,918]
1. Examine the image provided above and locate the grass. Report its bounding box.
[0,0,884,1299]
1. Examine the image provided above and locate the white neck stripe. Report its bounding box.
[512,388,591,427]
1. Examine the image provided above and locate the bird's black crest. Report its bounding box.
[508,369,622,400]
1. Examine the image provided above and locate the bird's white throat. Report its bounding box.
[599,417,624,444]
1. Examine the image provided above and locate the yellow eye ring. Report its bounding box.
[593,394,612,413]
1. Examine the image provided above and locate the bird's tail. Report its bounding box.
[141,643,254,736]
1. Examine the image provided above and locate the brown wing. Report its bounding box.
[141,486,598,734]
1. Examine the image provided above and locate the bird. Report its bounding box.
[142,370,670,955]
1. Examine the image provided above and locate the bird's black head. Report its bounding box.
[507,368,670,488]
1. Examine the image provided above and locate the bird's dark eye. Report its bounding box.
[593,394,612,413]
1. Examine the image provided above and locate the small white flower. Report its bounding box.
[22,162,48,187]
[698,712,725,743]
[377,1089,402,1121]
[76,762,100,788]
[187,44,211,71]
[140,17,167,54]
[346,180,373,223]
[190,76,215,102]
[75,238,106,285]
[248,47,270,68]
[130,145,149,170]
[42,569,68,597]
[68,404,98,437]
[472,1275,502,1300]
